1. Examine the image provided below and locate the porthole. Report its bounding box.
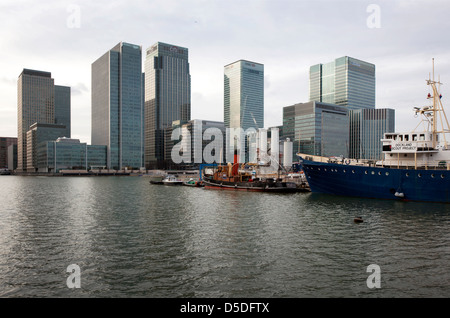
[371,171,375,175]
[418,173,422,178]
[441,174,445,179]
[405,172,409,177]
[431,174,435,178]
[343,169,346,173]
[378,171,381,175]
[365,171,368,174]
[385,172,389,176]
[352,170,355,174]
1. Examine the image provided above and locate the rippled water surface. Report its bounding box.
[0,176,449,297]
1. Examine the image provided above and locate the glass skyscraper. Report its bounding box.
[309,56,375,110]
[54,85,71,139]
[283,101,349,160]
[92,42,144,169]
[17,69,70,171]
[224,60,264,132]
[144,42,191,169]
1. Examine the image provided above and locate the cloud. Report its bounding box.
[1,0,450,140]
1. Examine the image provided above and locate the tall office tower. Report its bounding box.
[92,41,144,170]
[55,85,71,138]
[283,101,349,160]
[309,56,375,110]
[144,42,191,169]
[224,60,264,131]
[349,108,395,160]
[17,69,55,171]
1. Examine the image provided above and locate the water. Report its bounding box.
[0,175,449,298]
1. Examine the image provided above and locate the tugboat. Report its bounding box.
[299,59,450,203]
[202,151,301,193]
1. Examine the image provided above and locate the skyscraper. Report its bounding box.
[144,42,191,169]
[224,60,264,131]
[283,101,349,159]
[309,56,375,110]
[55,85,71,139]
[92,41,144,169]
[17,69,70,171]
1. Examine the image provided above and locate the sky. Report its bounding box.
[1,0,450,143]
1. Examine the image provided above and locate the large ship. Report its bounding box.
[299,60,450,203]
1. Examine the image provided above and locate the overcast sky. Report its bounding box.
[1,0,450,143]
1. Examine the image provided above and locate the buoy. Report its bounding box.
[354,217,364,223]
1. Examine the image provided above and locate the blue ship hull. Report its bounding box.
[300,157,450,203]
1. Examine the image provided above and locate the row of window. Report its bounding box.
[305,166,447,179]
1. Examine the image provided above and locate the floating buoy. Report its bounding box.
[354,217,364,223]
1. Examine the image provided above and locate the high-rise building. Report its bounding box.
[92,41,144,169]
[55,85,71,138]
[224,60,264,132]
[17,69,70,171]
[309,56,375,110]
[349,108,395,160]
[144,42,191,169]
[283,101,349,160]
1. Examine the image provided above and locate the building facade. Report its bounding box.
[144,42,191,169]
[349,108,395,160]
[92,41,144,170]
[283,101,349,160]
[224,60,264,132]
[17,69,55,171]
[37,138,107,172]
[0,137,17,169]
[54,85,71,139]
[26,123,67,171]
[17,69,71,171]
[309,56,375,110]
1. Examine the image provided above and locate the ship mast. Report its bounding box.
[422,59,450,148]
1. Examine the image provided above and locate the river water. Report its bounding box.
[0,175,449,298]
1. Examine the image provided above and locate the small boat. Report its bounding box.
[354,217,364,223]
[183,178,204,187]
[0,169,11,175]
[162,175,183,186]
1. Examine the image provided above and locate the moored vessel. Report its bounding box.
[299,60,450,203]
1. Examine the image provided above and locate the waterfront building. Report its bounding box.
[309,56,375,110]
[0,137,17,169]
[224,60,264,132]
[282,101,349,161]
[144,42,191,169]
[26,123,68,172]
[92,41,144,170]
[17,69,54,171]
[349,108,395,160]
[37,137,107,172]
[17,69,71,171]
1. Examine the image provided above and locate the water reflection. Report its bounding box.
[0,176,449,297]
